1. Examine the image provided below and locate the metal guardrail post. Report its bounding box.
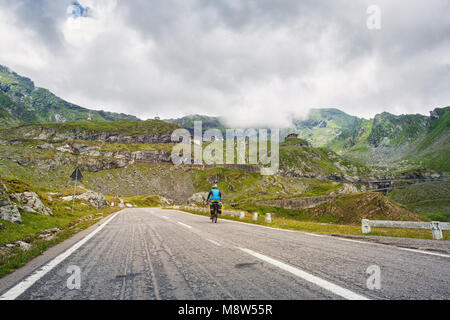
[362,219,371,234]
[361,219,447,239]
[431,221,443,240]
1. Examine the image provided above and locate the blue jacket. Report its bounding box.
[207,188,222,201]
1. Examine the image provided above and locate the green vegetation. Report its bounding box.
[0,175,121,277]
[388,181,450,221]
[165,114,227,134]
[119,195,165,207]
[0,64,139,129]
[0,207,119,278]
[176,207,449,241]
[37,119,179,136]
[0,119,180,141]
[292,108,358,147]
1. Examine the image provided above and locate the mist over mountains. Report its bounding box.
[1,64,448,172]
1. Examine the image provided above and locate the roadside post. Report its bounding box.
[70,167,83,214]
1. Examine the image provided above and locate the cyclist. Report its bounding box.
[206,184,222,220]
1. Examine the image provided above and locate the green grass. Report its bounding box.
[388,181,450,221]
[0,174,122,277]
[2,119,180,139]
[0,206,120,278]
[119,195,164,207]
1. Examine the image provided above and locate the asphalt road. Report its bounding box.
[1,208,449,300]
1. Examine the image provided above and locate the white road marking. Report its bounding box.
[162,216,170,220]
[331,237,450,258]
[177,222,192,229]
[206,239,221,246]
[0,210,122,300]
[169,209,450,259]
[238,247,369,300]
[396,246,450,258]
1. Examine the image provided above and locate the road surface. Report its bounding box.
[0,208,449,300]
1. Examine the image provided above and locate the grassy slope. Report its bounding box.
[0,176,123,277]
[1,119,181,139]
[408,107,450,171]
[388,181,450,221]
[0,65,139,127]
[328,108,449,172]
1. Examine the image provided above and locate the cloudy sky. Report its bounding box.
[0,0,449,127]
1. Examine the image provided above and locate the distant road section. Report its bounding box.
[0,208,449,300]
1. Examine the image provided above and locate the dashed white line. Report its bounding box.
[177,222,193,229]
[238,247,369,300]
[161,216,170,220]
[0,210,122,300]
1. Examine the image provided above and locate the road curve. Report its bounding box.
[0,208,449,300]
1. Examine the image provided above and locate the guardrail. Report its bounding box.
[182,206,246,219]
[181,206,275,223]
[362,219,450,240]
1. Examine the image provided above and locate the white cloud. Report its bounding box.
[0,0,449,126]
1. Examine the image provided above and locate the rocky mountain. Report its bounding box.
[327,107,450,171]
[0,119,180,144]
[164,114,226,134]
[292,108,359,147]
[0,65,140,128]
[165,107,449,172]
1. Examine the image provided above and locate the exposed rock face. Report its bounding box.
[187,192,209,204]
[76,192,108,209]
[0,204,21,224]
[24,127,172,144]
[77,156,131,172]
[13,192,53,215]
[16,240,31,251]
[0,182,22,224]
[159,196,173,205]
[331,183,358,195]
[61,192,108,209]
[37,227,62,241]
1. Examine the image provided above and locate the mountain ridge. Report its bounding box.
[0,65,140,128]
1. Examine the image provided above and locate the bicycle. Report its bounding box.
[209,201,221,223]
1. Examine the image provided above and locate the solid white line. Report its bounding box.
[238,247,369,300]
[169,209,450,259]
[0,210,122,300]
[177,221,192,229]
[206,239,221,246]
[162,216,170,220]
[331,237,450,258]
[396,246,450,258]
